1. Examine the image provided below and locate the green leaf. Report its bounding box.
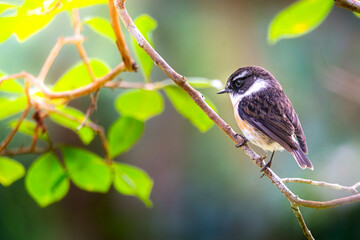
[53,59,110,92]
[0,71,23,93]
[164,86,215,132]
[113,163,153,207]
[0,17,16,43]
[186,77,223,90]
[0,3,17,15]
[268,0,333,44]
[115,89,164,121]
[9,119,50,142]
[62,146,112,193]
[355,12,360,18]
[25,152,69,207]
[108,117,144,158]
[132,14,157,81]
[49,106,95,145]
[62,0,108,10]
[0,157,25,187]
[84,17,115,41]
[0,97,27,121]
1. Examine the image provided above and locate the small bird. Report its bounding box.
[217,66,313,171]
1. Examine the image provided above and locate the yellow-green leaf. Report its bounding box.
[62,146,112,193]
[25,152,69,207]
[268,0,333,44]
[108,117,144,158]
[113,163,153,207]
[84,17,115,41]
[0,97,27,121]
[0,157,25,187]
[0,71,23,93]
[0,3,17,15]
[164,86,215,132]
[132,14,157,81]
[49,106,95,145]
[53,59,110,92]
[9,119,50,142]
[115,89,164,121]
[62,0,108,10]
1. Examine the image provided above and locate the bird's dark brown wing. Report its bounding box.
[238,88,307,153]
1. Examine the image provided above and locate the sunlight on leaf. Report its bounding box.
[84,17,116,41]
[25,152,69,207]
[49,106,95,145]
[132,14,157,81]
[115,89,164,121]
[62,146,112,193]
[164,86,216,132]
[53,59,110,92]
[0,157,25,187]
[62,0,108,10]
[108,117,144,158]
[0,97,27,121]
[9,119,50,142]
[268,0,333,44]
[113,163,153,207]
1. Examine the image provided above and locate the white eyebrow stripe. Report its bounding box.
[229,79,268,106]
[233,70,248,80]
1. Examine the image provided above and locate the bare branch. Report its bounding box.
[283,178,359,194]
[291,203,314,240]
[334,0,360,14]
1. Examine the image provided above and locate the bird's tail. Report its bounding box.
[291,148,314,170]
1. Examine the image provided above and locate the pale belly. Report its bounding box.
[234,109,284,152]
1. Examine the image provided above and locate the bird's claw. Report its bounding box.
[234,134,248,148]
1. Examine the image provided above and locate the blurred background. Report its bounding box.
[1,0,360,239]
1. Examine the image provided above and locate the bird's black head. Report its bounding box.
[217,66,281,95]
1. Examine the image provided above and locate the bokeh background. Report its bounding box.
[1,0,360,239]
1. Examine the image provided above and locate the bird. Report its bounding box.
[217,66,313,171]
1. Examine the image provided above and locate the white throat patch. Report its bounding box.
[229,79,268,106]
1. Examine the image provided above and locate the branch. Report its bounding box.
[283,178,359,194]
[334,0,360,14]
[291,203,314,240]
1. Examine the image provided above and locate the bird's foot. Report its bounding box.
[260,152,275,178]
[234,133,248,148]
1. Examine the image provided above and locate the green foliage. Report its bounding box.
[25,152,69,207]
[53,59,110,92]
[186,77,223,90]
[0,72,23,93]
[108,117,145,158]
[0,0,108,43]
[0,157,25,187]
[268,0,333,44]
[132,14,157,81]
[113,163,153,207]
[164,86,215,132]
[49,106,95,145]
[9,119,50,142]
[0,3,17,15]
[62,146,112,193]
[0,97,27,121]
[84,17,116,41]
[115,89,164,121]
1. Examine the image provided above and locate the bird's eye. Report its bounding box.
[234,79,243,88]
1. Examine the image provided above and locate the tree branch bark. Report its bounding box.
[334,0,360,14]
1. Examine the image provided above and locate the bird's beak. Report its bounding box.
[217,89,228,94]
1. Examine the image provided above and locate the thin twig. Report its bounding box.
[290,203,314,240]
[1,147,50,156]
[108,0,135,71]
[334,0,360,14]
[283,178,359,194]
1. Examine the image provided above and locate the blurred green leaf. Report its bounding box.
[115,89,164,121]
[9,119,49,142]
[0,3,17,15]
[113,163,153,207]
[132,14,157,81]
[62,146,112,193]
[0,17,16,43]
[164,86,215,132]
[268,0,333,44]
[186,77,223,90]
[25,152,69,207]
[0,157,25,187]
[108,117,144,158]
[53,59,110,92]
[62,0,108,10]
[0,97,27,121]
[84,17,115,41]
[0,71,23,93]
[355,12,360,18]
[49,106,95,145]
